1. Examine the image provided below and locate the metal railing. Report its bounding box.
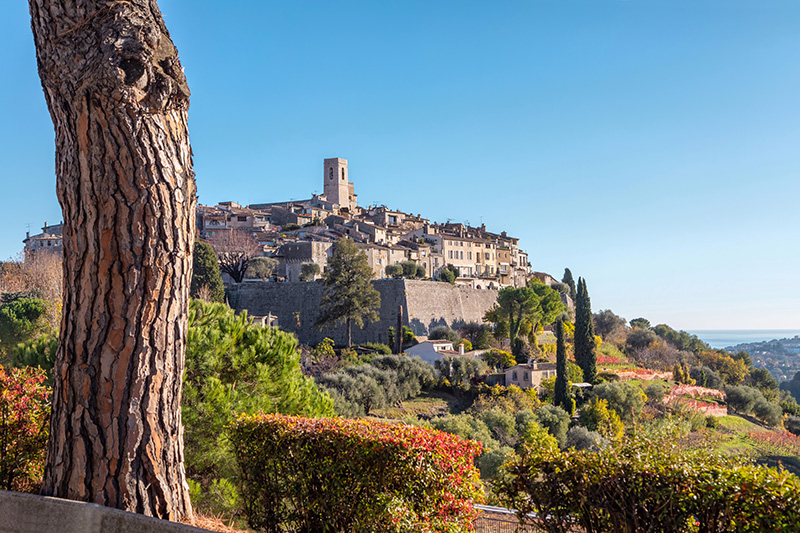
[474,505,539,533]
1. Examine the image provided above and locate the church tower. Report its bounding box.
[323,157,353,212]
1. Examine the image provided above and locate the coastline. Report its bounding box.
[688,330,800,350]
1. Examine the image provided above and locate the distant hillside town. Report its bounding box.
[24,157,537,290]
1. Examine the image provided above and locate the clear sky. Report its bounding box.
[1,1,798,330]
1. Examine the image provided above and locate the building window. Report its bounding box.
[485,252,490,260]
[512,372,518,380]
[329,168,333,180]
[341,168,345,180]
[467,252,472,260]
[524,372,529,381]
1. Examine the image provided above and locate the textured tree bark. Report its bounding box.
[29,0,194,521]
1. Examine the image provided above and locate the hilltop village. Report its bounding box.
[24,158,534,290]
[196,157,532,288]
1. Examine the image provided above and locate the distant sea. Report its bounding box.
[688,330,800,350]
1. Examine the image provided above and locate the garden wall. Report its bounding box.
[226,279,499,346]
[0,490,209,533]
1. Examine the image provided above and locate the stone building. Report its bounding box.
[23,222,63,260]
[504,361,557,390]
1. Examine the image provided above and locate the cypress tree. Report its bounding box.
[191,240,226,303]
[574,277,597,384]
[562,268,577,302]
[554,318,569,410]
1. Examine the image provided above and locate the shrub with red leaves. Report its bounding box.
[0,365,50,491]
[230,414,484,532]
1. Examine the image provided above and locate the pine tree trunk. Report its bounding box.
[29,0,194,520]
[346,318,352,349]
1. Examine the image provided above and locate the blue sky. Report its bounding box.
[1,1,798,330]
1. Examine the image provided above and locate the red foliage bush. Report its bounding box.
[748,430,800,457]
[230,414,483,532]
[0,365,50,491]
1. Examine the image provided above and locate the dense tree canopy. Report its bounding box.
[245,256,278,280]
[184,299,333,487]
[191,241,225,303]
[485,282,564,352]
[300,262,321,281]
[0,297,50,357]
[316,238,381,348]
[593,309,627,340]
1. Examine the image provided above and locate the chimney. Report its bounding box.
[458,343,465,355]
[528,359,537,369]
[44,222,48,230]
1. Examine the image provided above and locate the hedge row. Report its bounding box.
[229,414,483,532]
[499,435,800,533]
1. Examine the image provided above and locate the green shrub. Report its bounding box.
[787,416,800,436]
[10,332,58,384]
[190,241,225,303]
[400,260,419,278]
[439,269,456,284]
[300,262,321,281]
[385,264,403,278]
[317,355,434,415]
[726,385,783,425]
[358,342,392,355]
[183,299,334,500]
[565,426,604,451]
[246,256,278,280]
[0,298,50,356]
[429,325,460,344]
[595,371,620,383]
[500,432,800,532]
[435,355,488,392]
[480,348,515,371]
[536,404,570,447]
[230,414,483,532]
[579,397,625,441]
[0,365,50,492]
[592,381,646,424]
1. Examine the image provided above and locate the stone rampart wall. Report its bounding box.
[227,280,498,346]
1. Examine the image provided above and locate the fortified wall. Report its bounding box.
[226,279,499,346]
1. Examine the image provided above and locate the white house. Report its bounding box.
[404,340,462,366]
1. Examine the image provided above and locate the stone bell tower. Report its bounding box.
[323,157,355,213]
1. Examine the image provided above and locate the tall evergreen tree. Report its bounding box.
[316,238,381,348]
[191,241,225,303]
[554,318,569,410]
[562,268,577,302]
[574,278,597,383]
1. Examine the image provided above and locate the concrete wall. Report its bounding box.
[0,490,210,533]
[227,279,499,346]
